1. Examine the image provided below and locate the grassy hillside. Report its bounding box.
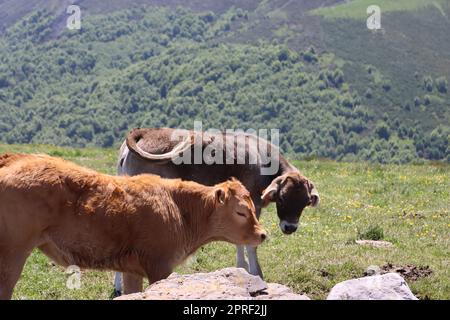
[312,0,447,18]
[316,1,450,130]
[2,144,448,300]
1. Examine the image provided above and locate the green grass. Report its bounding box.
[311,0,448,19]
[357,225,384,241]
[0,144,118,175]
[1,144,449,300]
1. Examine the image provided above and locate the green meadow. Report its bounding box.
[311,0,448,19]
[1,144,448,300]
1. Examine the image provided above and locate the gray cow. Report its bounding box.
[114,128,319,295]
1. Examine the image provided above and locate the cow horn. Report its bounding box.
[126,128,194,162]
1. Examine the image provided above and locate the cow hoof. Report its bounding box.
[237,262,249,272]
[249,269,264,280]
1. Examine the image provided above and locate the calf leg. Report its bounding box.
[122,273,143,295]
[246,246,263,279]
[113,272,122,296]
[236,245,249,271]
[0,248,30,300]
[146,265,172,285]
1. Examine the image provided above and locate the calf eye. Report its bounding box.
[236,211,246,217]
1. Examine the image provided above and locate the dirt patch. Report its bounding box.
[380,263,433,281]
[402,211,425,219]
[319,269,330,277]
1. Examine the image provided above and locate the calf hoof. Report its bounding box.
[111,289,122,298]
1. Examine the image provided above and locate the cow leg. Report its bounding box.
[0,248,30,300]
[122,273,143,295]
[246,205,263,278]
[236,245,249,271]
[246,246,263,279]
[113,272,123,296]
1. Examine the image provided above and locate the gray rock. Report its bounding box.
[365,265,381,276]
[115,267,310,300]
[356,240,393,248]
[256,283,310,300]
[327,272,418,300]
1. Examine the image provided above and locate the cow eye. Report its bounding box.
[236,211,246,217]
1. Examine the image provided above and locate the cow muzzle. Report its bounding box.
[249,229,267,246]
[280,220,298,235]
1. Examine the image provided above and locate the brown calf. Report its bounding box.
[0,153,266,299]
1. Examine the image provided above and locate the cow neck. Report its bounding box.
[279,153,299,175]
[263,153,298,187]
[168,182,216,251]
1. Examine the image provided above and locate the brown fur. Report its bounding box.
[119,128,320,281]
[0,153,265,299]
[123,128,319,223]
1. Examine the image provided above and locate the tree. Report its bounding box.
[375,121,390,140]
[423,76,433,92]
[436,77,448,93]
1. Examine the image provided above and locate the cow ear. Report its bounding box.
[261,188,276,207]
[261,177,282,207]
[215,187,226,204]
[309,182,320,207]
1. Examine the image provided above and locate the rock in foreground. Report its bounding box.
[115,267,310,300]
[327,272,418,300]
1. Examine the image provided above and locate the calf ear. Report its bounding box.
[215,187,226,204]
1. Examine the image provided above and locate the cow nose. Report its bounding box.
[285,224,297,233]
[260,232,267,241]
[280,221,298,234]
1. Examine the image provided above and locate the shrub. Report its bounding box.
[423,76,433,92]
[436,77,448,93]
[278,48,290,62]
[414,96,421,107]
[358,225,384,241]
[375,121,390,140]
[382,80,391,92]
[302,47,317,63]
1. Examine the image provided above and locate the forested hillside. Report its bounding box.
[0,0,448,163]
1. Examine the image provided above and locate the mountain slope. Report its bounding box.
[0,0,448,162]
